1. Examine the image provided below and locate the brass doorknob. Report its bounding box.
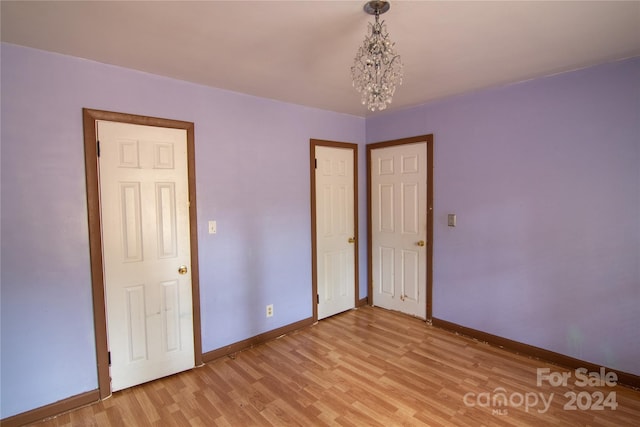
[178,265,188,275]
[417,240,425,247]
[348,237,356,243]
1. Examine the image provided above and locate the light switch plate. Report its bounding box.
[448,214,456,227]
[208,220,217,234]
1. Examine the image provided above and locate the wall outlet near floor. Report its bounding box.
[266,304,274,318]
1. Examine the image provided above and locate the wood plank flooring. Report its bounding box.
[28,306,640,426]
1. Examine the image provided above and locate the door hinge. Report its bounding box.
[108,351,111,366]
[97,140,101,158]
[317,294,319,304]
[314,158,317,169]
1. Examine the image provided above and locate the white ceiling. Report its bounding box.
[2,1,639,117]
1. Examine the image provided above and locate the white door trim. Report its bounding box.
[310,139,359,321]
[367,135,434,320]
[83,108,202,399]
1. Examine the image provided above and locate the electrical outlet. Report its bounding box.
[266,304,273,318]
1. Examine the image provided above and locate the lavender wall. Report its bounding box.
[0,43,364,418]
[367,57,640,375]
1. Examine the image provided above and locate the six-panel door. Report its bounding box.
[98,120,195,391]
[371,142,427,319]
[316,145,356,319]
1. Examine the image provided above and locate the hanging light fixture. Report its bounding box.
[351,0,403,112]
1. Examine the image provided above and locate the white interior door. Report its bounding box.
[315,145,356,320]
[371,142,427,319]
[98,120,195,391]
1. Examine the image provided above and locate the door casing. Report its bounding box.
[310,139,359,321]
[83,108,202,399]
[367,135,434,320]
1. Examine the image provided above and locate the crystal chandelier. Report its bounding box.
[351,0,403,112]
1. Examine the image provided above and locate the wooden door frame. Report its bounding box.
[82,108,202,399]
[367,135,434,320]
[310,139,359,322]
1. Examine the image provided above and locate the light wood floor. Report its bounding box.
[29,306,640,426]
